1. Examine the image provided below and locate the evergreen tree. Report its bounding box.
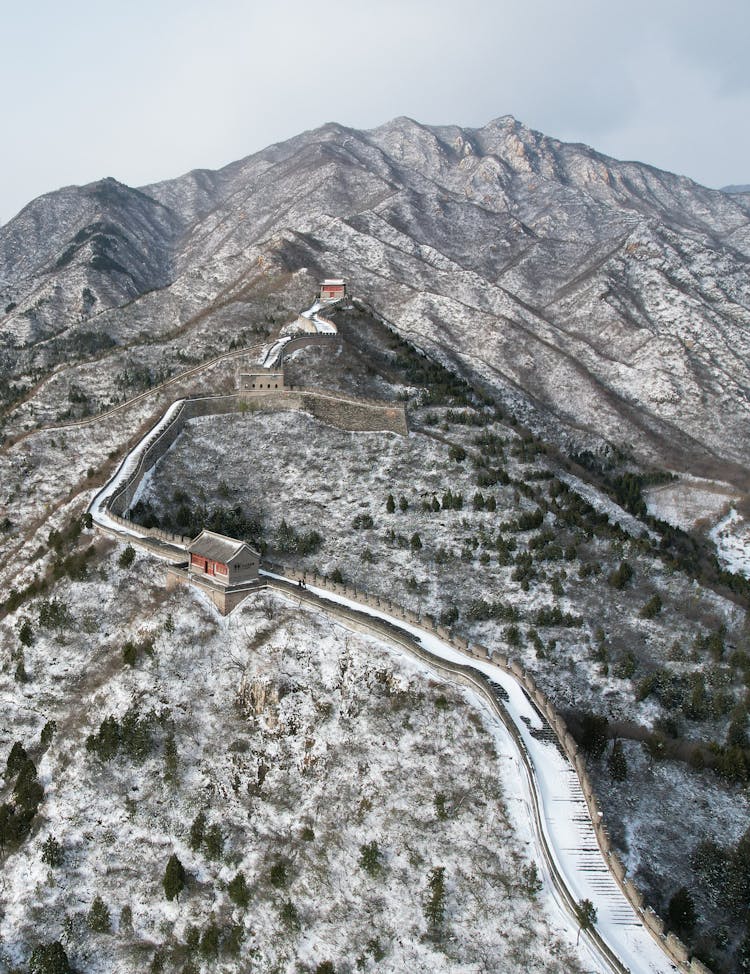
[18,619,33,646]
[473,492,485,511]
[228,870,250,908]
[280,900,300,930]
[120,904,133,933]
[224,922,244,957]
[269,858,288,888]
[28,941,72,974]
[87,894,112,933]
[608,560,633,590]
[164,732,178,783]
[204,823,224,860]
[667,886,697,935]
[149,948,166,973]
[86,715,121,762]
[40,720,56,751]
[163,853,186,901]
[424,866,446,930]
[398,496,408,512]
[188,810,206,851]
[359,840,381,877]
[41,835,64,867]
[579,713,609,759]
[385,494,395,514]
[14,758,44,825]
[410,532,422,551]
[6,741,28,778]
[0,802,15,852]
[37,598,72,632]
[119,544,136,568]
[607,739,628,781]
[575,898,597,944]
[640,593,663,618]
[199,921,220,960]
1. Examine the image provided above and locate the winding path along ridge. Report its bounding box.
[262,573,676,974]
[259,299,337,367]
[86,303,680,974]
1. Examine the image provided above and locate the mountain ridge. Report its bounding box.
[2,115,750,488]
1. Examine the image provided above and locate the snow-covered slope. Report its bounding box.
[0,546,593,974]
[2,116,750,483]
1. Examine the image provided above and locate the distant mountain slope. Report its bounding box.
[722,183,750,194]
[2,115,750,484]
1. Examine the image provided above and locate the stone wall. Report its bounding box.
[108,395,246,516]
[279,333,340,364]
[239,370,285,393]
[258,565,705,974]
[101,386,405,543]
[301,391,408,435]
[89,328,701,974]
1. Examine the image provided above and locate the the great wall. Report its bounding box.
[86,287,711,974]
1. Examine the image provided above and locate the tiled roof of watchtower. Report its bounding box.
[188,530,255,562]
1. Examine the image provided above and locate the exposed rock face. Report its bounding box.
[2,115,750,484]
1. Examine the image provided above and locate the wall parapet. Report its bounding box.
[259,566,706,974]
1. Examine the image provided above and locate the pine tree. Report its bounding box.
[385,494,395,513]
[667,886,697,935]
[119,544,136,569]
[410,532,422,551]
[424,866,446,930]
[607,739,628,781]
[269,858,288,888]
[120,904,133,933]
[87,895,111,933]
[199,921,220,959]
[280,899,300,930]
[41,835,64,867]
[359,840,381,877]
[575,898,597,944]
[149,948,166,973]
[228,870,250,908]
[28,941,72,974]
[399,496,408,512]
[188,810,206,851]
[40,720,56,750]
[163,853,186,901]
[0,802,15,852]
[164,732,178,783]
[204,823,224,860]
[6,741,28,778]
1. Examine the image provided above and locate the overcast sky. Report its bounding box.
[1,0,748,222]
